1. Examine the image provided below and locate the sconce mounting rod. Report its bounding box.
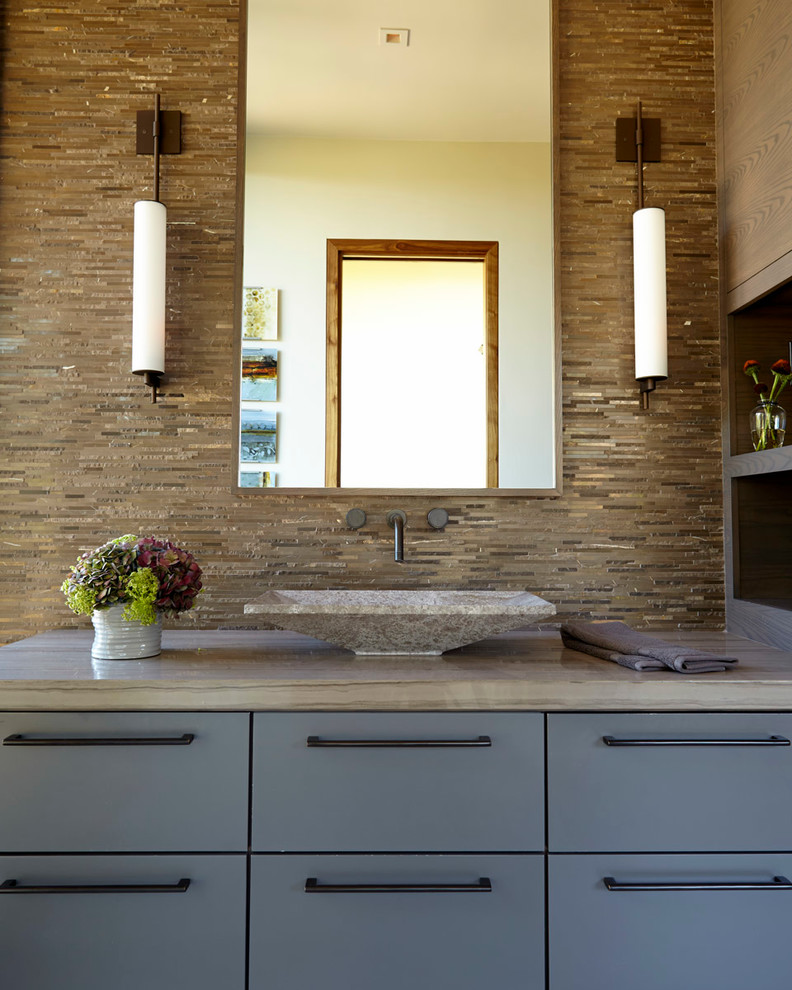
[635,99,645,210]
[135,96,182,156]
[152,93,161,202]
[135,95,182,202]
[615,99,661,209]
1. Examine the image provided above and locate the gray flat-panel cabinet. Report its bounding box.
[0,855,247,990]
[250,854,544,990]
[0,712,249,851]
[6,705,792,988]
[549,853,792,990]
[251,712,544,851]
[547,712,792,851]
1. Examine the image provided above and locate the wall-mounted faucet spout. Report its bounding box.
[386,510,407,562]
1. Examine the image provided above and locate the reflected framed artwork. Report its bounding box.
[241,347,278,401]
[239,470,276,488]
[240,410,277,464]
[242,287,278,341]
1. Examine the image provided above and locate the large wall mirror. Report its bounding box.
[235,0,558,493]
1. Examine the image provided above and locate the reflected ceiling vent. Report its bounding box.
[379,27,410,47]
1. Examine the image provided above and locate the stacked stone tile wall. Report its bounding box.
[0,0,721,643]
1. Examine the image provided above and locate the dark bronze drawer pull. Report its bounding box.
[604,875,792,892]
[602,735,790,747]
[306,735,491,748]
[305,877,492,893]
[2,733,195,747]
[0,878,191,894]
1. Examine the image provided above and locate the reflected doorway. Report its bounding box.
[325,239,499,488]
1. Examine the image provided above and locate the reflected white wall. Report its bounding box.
[243,136,553,488]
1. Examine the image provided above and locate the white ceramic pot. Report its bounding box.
[91,604,162,660]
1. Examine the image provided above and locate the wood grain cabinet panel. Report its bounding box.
[719,0,792,304]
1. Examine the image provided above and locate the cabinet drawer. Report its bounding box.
[250,853,543,990]
[0,712,249,851]
[547,713,792,851]
[251,712,543,851]
[0,854,246,990]
[549,853,792,990]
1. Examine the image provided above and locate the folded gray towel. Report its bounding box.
[560,621,739,674]
[559,630,666,671]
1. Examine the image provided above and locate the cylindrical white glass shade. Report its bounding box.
[633,206,667,381]
[132,199,166,374]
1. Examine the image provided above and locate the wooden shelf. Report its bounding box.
[727,446,792,478]
[726,597,792,652]
[726,286,792,457]
[726,252,792,314]
[730,470,792,651]
[739,597,792,612]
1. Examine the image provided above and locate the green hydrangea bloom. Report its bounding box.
[122,568,160,626]
[61,580,98,617]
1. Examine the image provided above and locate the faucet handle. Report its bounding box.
[427,508,449,530]
[345,508,367,530]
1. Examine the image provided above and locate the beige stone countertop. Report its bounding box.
[1,628,792,711]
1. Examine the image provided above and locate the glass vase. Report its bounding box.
[750,401,786,451]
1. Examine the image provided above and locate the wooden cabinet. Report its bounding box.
[0,712,249,851]
[549,854,792,990]
[250,855,544,990]
[3,708,792,988]
[717,0,792,650]
[251,711,544,851]
[0,856,247,990]
[548,712,792,990]
[547,712,792,851]
[249,712,545,990]
[721,250,792,654]
[718,0,792,310]
[0,712,249,990]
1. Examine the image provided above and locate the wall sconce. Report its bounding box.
[132,94,181,402]
[616,100,667,409]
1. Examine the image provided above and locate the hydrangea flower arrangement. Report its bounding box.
[61,535,203,625]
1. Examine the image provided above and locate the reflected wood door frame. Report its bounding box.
[325,238,499,487]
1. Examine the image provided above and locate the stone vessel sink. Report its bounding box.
[244,589,556,655]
